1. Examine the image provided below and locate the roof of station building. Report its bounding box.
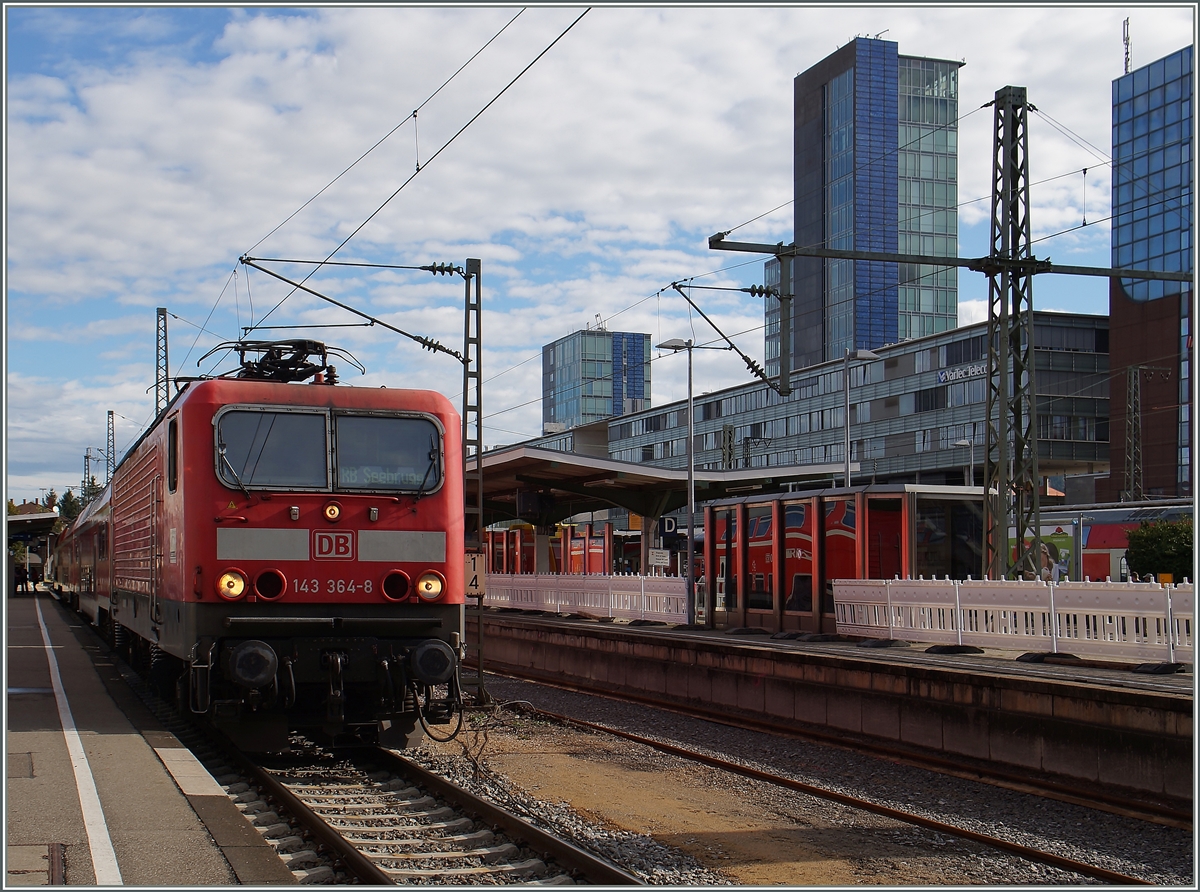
[470,445,848,526]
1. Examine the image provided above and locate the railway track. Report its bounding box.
[106,645,642,885]
[218,737,644,885]
[481,665,1192,831]
[83,609,1188,885]
[513,702,1154,886]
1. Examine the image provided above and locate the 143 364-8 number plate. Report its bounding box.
[295,578,374,594]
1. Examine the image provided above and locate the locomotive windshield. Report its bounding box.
[215,407,442,493]
[334,415,442,492]
[218,410,329,488]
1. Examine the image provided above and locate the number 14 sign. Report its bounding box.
[464,550,487,597]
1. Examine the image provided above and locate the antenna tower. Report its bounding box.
[1123,18,1132,75]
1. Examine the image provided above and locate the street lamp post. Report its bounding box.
[843,348,880,487]
[657,338,695,625]
[955,438,975,487]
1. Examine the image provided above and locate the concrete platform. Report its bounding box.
[469,608,1194,804]
[5,588,294,886]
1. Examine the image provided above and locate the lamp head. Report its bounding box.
[656,338,690,351]
[846,348,881,361]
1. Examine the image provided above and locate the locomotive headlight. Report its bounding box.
[323,501,342,522]
[217,569,247,600]
[416,572,444,600]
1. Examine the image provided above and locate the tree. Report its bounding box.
[81,475,102,507]
[43,488,58,511]
[58,489,82,522]
[6,499,16,515]
[1126,519,1194,583]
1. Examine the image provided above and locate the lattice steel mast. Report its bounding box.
[106,410,115,485]
[1122,364,1171,501]
[155,307,170,416]
[1125,365,1144,502]
[462,259,484,551]
[984,86,1041,579]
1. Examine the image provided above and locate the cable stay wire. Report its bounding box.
[236,257,442,271]
[1032,105,1191,219]
[176,267,239,376]
[165,311,232,344]
[465,253,768,401]
[1030,189,1193,248]
[245,8,590,336]
[482,321,762,433]
[526,259,956,420]
[669,280,769,390]
[722,197,794,238]
[240,258,464,362]
[715,97,1191,268]
[713,103,988,243]
[243,8,527,257]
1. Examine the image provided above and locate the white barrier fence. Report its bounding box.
[834,577,1194,663]
[484,573,688,624]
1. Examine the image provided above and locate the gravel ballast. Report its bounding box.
[405,675,1193,886]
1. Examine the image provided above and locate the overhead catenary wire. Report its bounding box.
[243,8,527,258]
[1030,190,1192,248]
[1032,105,1191,219]
[172,8,532,384]
[246,8,591,335]
[709,101,1140,273]
[158,51,1148,455]
[458,253,768,400]
[482,259,958,434]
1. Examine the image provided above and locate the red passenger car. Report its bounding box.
[53,341,466,750]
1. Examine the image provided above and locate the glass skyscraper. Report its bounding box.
[1112,46,1193,300]
[767,38,962,377]
[1106,45,1193,499]
[542,328,650,432]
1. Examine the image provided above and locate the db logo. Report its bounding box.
[313,531,355,561]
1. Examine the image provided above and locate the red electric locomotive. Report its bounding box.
[53,341,466,750]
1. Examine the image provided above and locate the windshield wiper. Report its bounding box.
[218,437,251,498]
[413,436,438,501]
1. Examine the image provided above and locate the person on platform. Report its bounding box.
[15,564,29,592]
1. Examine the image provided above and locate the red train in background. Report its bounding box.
[52,341,466,750]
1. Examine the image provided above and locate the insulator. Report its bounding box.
[746,285,778,297]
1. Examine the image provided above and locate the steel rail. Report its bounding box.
[361,746,645,885]
[520,704,1155,886]
[213,740,395,885]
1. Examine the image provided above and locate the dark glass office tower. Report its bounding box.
[767,38,962,376]
[1104,45,1194,499]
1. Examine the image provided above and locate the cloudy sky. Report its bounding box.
[4,4,1195,504]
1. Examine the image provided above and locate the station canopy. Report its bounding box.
[471,445,850,528]
[6,511,59,544]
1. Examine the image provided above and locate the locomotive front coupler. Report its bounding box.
[322,651,348,729]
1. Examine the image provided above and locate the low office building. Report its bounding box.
[591,311,1109,492]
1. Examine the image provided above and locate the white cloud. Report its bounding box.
[957,299,988,327]
[6,6,1194,501]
